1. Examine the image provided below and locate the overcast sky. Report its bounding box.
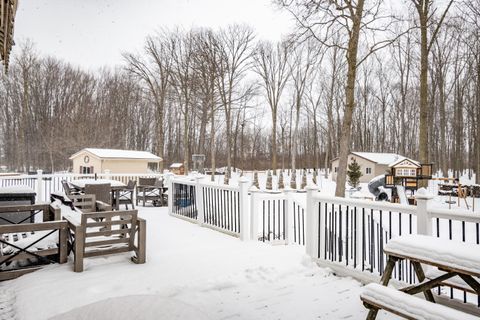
[14,0,293,70]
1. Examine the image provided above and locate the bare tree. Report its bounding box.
[215,24,255,177]
[410,0,454,180]
[253,40,291,173]
[123,31,172,170]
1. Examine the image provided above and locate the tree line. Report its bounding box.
[1,1,479,195]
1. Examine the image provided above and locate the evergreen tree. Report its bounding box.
[347,158,362,188]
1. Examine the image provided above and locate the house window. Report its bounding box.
[396,168,416,177]
[366,167,372,174]
[80,166,93,174]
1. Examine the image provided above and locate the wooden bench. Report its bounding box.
[361,283,478,320]
[0,203,67,281]
[64,210,146,272]
[363,234,480,319]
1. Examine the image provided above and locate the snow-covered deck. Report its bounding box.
[4,207,395,320]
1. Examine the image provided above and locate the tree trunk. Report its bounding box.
[334,0,365,197]
[418,5,429,187]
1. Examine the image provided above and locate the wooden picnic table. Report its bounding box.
[363,234,480,319]
[70,179,126,210]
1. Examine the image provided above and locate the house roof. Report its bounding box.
[69,148,162,161]
[351,152,404,165]
[389,157,420,168]
[170,163,184,168]
[331,152,408,166]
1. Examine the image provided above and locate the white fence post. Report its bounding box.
[306,186,319,258]
[250,189,258,241]
[284,189,293,245]
[166,173,174,216]
[104,169,111,180]
[416,187,434,236]
[36,169,44,202]
[195,175,204,225]
[239,177,250,241]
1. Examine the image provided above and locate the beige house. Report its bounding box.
[69,148,162,174]
[331,152,407,183]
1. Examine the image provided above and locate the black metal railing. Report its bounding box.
[172,183,197,220]
[292,201,305,245]
[317,201,417,284]
[315,198,480,307]
[258,198,286,242]
[202,186,240,234]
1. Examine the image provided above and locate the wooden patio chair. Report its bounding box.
[136,178,162,207]
[61,180,82,196]
[67,194,112,213]
[85,183,112,206]
[64,209,146,272]
[118,180,136,210]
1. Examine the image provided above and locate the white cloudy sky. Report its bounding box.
[14,0,294,70]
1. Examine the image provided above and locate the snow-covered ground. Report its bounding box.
[3,207,397,320]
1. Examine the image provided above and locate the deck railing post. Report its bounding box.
[104,169,111,180]
[306,186,319,258]
[166,173,174,216]
[239,177,250,241]
[416,188,434,236]
[36,169,44,202]
[250,189,258,241]
[284,189,293,245]
[195,175,205,225]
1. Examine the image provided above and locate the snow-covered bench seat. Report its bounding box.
[361,283,478,320]
[384,234,480,277]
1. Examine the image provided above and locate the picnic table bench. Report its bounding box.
[362,234,480,319]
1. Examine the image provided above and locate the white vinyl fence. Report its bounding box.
[167,177,480,308]
[0,170,163,202]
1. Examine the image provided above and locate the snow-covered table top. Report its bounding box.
[0,185,36,195]
[70,179,126,188]
[384,234,480,277]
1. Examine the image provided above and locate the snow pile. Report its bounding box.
[361,283,478,320]
[49,295,211,320]
[384,235,480,275]
[0,289,17,320]
[2,231,58,256]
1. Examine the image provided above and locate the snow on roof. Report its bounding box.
[70,148,161,161]
[388,157,420,168]
[170,163,184,168]
[351,152,405,165]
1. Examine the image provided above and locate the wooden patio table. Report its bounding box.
[364,234,480,319]
[70,179,126,210]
